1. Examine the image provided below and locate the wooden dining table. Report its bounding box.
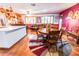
[38,29,61,42]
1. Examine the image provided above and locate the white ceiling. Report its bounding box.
[0,3,77,15]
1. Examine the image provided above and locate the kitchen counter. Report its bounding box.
[0,26,25,31]
[0,26,26,48]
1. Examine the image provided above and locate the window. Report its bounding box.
[50,16,54,24]
[26,16,36,24]
[36,17,41,24]
[26,16,54,24]
[53,16,59,24]
[41,16,45,24]
[41,16,54,24]
[33,16,36,24]
[43,16,46,24]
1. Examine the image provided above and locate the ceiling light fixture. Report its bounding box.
[26,8,32,15]
[9,6,13,12]
[26,11,30,14]
[26,3,36,15]
[30,3,36,6]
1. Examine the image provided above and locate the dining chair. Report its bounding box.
[47,31,60,56]
[57,29,71,56]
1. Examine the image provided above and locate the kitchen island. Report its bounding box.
[0,26,26,48]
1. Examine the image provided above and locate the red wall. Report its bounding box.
[60,3,79,33]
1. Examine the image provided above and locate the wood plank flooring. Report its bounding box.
[0,28,79,56]
[0,36,35,56]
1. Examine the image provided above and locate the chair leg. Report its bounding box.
[56,44,58,51]
[48,45,58,56]
[58,45,64,56]
[48,46,52,56]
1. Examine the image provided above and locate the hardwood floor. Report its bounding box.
[61,34,79,56]
[0,28,79,56]
[0,36,35,56]
[27,28,79,56]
